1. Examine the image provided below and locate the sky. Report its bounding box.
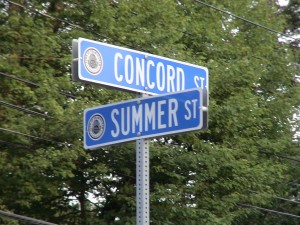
[278,0,289,6]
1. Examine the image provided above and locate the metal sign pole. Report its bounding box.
[136,93,150,225]
[136,138,150,225]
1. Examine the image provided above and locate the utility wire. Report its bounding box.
[238,203,300,219]
[249,190,300,205]
[0,210,58,225]
[0,100,53,119]
[0,71,81,143]
[6,0,149,53]
[1,55,63,60]
[0,72,83,131]
[0,127,67,146]
[0,72,40,87]
[259,150,300,163]
[283,181,300,187]
[275,196,300,205]
[0,139,32,149]
[194,0,298,41]
[8,0,297,54]
[0,72,77,99]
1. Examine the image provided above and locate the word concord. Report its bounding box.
[114,53,186,92]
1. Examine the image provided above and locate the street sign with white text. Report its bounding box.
[84,88,204,149]
[72,38,208,95]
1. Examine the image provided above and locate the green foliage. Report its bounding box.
[0,0,299,225]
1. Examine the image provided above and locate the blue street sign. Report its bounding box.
[84,88,204,149]
[72,38,208,95]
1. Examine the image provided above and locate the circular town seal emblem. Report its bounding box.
[83,48,103,75]
[87,114,105,140]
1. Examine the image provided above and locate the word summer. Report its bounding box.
[110,98,199,137]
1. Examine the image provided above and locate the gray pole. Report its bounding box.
[136,94,150,225]
[136,138,150,225]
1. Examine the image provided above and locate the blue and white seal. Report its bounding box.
[83,47,103,75]
[87,114,105,140]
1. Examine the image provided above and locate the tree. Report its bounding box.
[0,0,299,224]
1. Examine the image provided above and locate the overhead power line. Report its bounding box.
[249,190,300,205]
[0,210,58,225]
[0,71,40,87]
[1,55,63,61]
[259,150,300,163]
[284,181,300,187]
[194,0,298,41]
[0,139,32,149]
[275,196,300,205]
[238,203,300,219]
[0,127,67,146]
[0,72,77,99]
[7,0,297,54]
[0,100,53,119]
[6,0,149,52]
